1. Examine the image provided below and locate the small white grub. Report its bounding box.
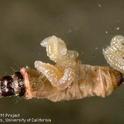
[98,3,102,8]
[26,66,29,69]
[116,27,120,31]
[105,31,108,34]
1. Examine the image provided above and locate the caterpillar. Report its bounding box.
[0,35,123,102]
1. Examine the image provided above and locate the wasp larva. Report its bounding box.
[103,35,124,73]
[0,35,123,102]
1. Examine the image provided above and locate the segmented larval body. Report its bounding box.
[103,35,124,74]
[31,35,122,102]
[0,35,123,102]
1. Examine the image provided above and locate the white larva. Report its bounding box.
[103,35,124,74]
